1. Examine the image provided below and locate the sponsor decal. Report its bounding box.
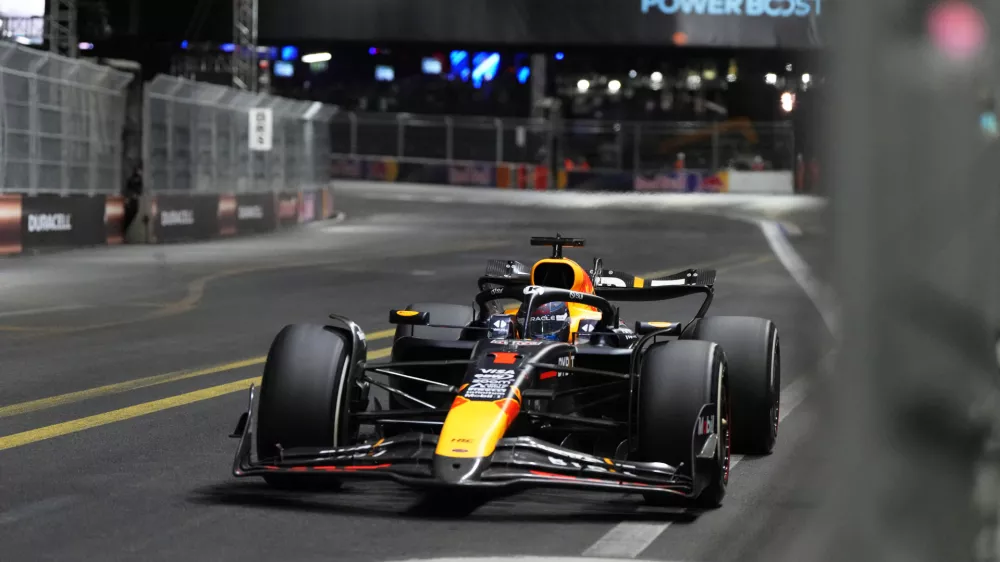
[277,195,298,222]
[237,205,264,220]
[27,213,72,232]
[464,368,517,400]
[634,170,728,193]
[161,209,195,226]
[524,286,545,296]
[331,158,364,179]
[448,164,493,187]
[569,291,585,301]
[299,191,317,223]
[534,314,569,322]
[641,0,821,18]
[697,413,716,436]
[489,339,545,346]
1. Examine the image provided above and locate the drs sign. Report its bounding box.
[641,0,821,17]
[249,108,273,151]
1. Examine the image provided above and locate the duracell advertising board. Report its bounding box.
[152,194,219,243]
[20,194,106,249]
[235,193,277,234]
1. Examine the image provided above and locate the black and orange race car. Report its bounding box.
[229,236,781,508]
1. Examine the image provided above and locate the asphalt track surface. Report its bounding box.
[0,186,833,562]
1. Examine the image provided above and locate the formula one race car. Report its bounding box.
[229,236,780,508]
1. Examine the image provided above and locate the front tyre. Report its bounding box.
[683,316,780,455]
[637,340,729,508]
[256,324,357,489]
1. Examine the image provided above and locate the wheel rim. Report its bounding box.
[718,362,731,484]
[770,336,781,441]
[722,381,731,484]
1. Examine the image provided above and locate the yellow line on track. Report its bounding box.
[0,346,393,452]
[0,377,263,451]
[0,330,396,420]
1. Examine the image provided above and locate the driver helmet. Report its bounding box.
[526,301,572,341]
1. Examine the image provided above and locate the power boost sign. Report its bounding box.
[641,0,820,17]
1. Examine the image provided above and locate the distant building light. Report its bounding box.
[181,40,189,49]
[221,43,236,53]
[765,73,778,85]
[608,79,622,93]
[368,47,377,55]
[802,73,811,84]
[78,42,94,50]
[650,71,663,82]
[517,66,530,84]
[14,36,30,45]
[280,46,298,61]
[577,79,590,93]
[726,73,737,83]
[555,52,564,60]
[301,52,332,64]
[629,70,637,79]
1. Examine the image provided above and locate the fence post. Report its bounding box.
[27,56,45,195]
[632,123,641,173]
[397,114,405,158]
[711,120,720,172]
[349,111,357,156]
[445,116,453,163]
[495,118,503,163]
[616,123,624,170]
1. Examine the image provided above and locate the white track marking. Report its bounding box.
[0,304,92,318]
[584,217,833,559]
[394,558,683,562]
[582,378,810,559]
[757,220,837,334]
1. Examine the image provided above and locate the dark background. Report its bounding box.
[258,0,824,49]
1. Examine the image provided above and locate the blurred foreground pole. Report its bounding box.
[808,0,1000,561]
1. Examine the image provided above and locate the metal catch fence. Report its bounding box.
[0,42,133,194]
[330,111,796,171]
[144,75,337,194]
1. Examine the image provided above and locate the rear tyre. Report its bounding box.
[683,316,780,455]
[389,302,475,410]
[637,340,729,508]
[256,324,356,489]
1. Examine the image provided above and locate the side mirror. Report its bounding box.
[389,309,430,325]
[635,321,683,336]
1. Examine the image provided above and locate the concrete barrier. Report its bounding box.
[1,186,338,256]
[727,171,795,194]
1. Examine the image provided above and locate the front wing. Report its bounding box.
[232,386,696,498]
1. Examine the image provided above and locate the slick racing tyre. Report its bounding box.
[637,340,729,508]
[256,324,356,489]
[389,302,475,410]
[683,316,780,455]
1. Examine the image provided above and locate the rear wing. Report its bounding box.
[594,268,716,318]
